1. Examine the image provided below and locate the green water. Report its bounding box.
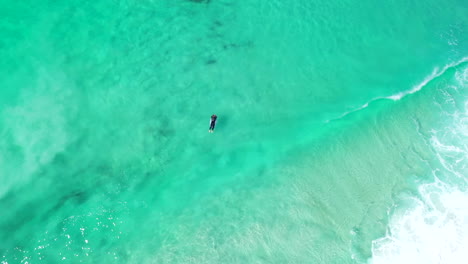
[1,0,468,263]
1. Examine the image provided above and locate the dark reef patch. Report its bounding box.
[188,0,211,3]
[205,59,217,65]
[222,41,254,50]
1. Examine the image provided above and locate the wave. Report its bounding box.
[327,57,468,123]
[368,64,468,264]
[386,57,468,101]
[369,180,468,264]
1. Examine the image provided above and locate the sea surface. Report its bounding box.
[1,0,468,263]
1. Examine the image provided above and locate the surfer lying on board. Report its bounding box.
[209,114,217,133]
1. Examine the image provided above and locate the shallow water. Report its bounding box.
[1,0,468,263]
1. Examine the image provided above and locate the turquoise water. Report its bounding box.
[1,0,468,263]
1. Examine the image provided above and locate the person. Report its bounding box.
[209,114,217,133]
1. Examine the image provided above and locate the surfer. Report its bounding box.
[209,114,217,133]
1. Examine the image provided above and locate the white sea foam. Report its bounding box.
[455,66,468,87]
[386,57,468,101]
[369,65,468,264]
[334,102,369,120]
[369,181,468,264]
[328,58,468,123]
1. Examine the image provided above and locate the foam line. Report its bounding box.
[327,57,468,123]
[386,57,468,101]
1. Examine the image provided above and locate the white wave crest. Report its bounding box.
[386,57,468,101]
[328,57,468,123]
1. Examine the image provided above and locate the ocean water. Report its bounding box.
[1,0,468,263]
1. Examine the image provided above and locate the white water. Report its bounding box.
[369,66,468,264]
[328,58,468,123]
